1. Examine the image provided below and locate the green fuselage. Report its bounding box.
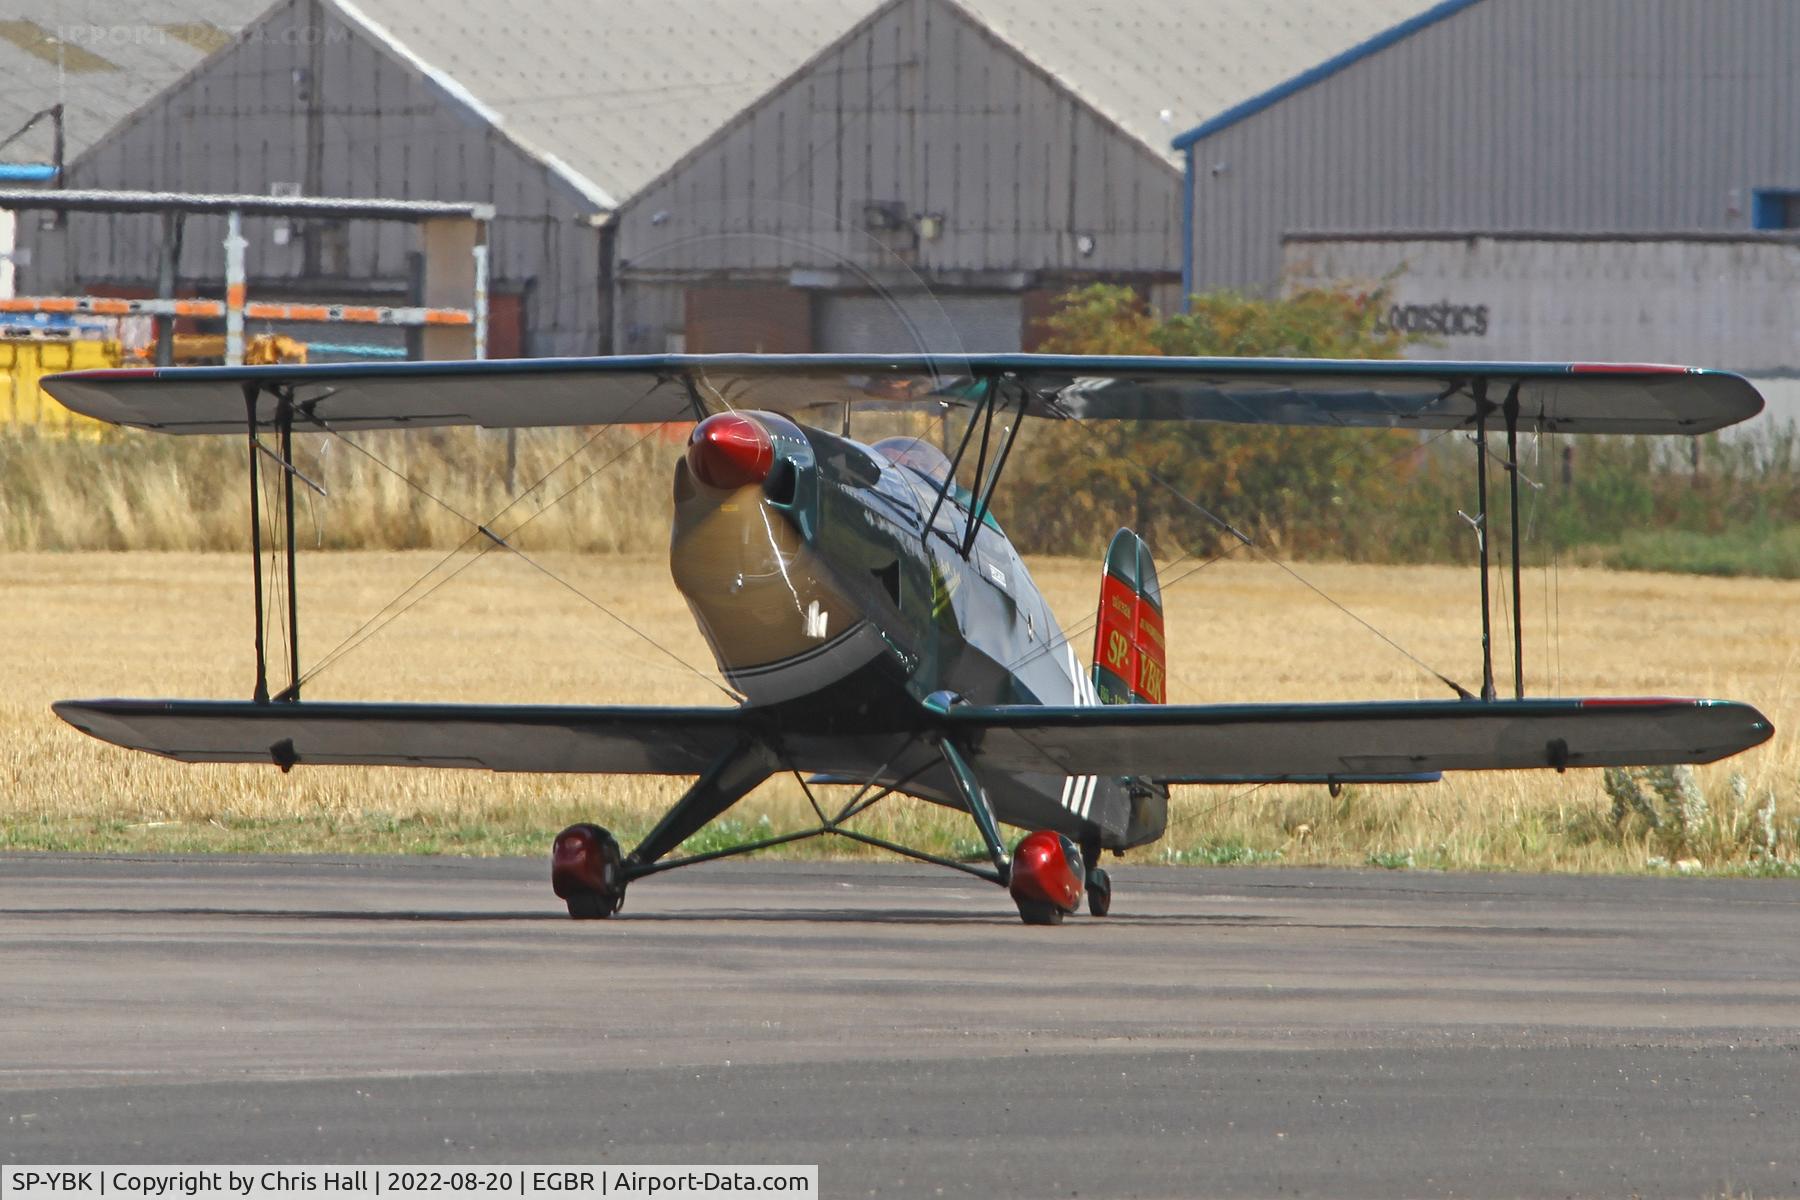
[669,411,1165,850]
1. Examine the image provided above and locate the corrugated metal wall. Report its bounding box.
[1186,0,1800,295]
[19,0,603,356]
[614,0,1182,347]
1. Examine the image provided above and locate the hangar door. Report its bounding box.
[816,292,1022,354]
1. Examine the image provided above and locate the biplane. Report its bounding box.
[43,354,1774,924]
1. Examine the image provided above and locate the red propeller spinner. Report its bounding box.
[686,412,774,490]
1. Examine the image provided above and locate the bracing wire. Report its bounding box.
[314,428,741,702]
[1163,781,1272,843]
[999,418,1468,699]
[1093,422,1472,699]
[982,418,1477,803]
[295,419,741,701]
[298,421,629,682]
[256,445,289,681]
[1550,431,1564,695]
[1496,496,1513,694]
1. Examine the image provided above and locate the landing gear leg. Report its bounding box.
[937,737,1011,882]
[942,738,1090,927]
[1081,833,1112,917]
[551,736,774,920]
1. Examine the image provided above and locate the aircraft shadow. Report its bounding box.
[4,906,558,923]
[5,904,1287,928]
[2,906,1595,935]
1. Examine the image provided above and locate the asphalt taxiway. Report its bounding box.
[2,855,1797,1197]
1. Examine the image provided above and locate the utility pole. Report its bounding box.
[301,0,327,274]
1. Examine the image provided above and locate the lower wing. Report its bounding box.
[53,699,747,773]
[940,698,1773,781]
[56,695,1771,782]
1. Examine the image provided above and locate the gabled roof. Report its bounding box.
[958,0,1438,165]
[334,0,875,210]
[25,0,1440,204]
[326,0,1438,207]
[0,0,251,167]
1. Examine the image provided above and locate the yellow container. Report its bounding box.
[0,338,120,438]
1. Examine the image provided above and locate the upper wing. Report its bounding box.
[43,354,1761,436]
[53,698,749,773]
[940,698,1773,781]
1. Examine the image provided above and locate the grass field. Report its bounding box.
[1,549,1794,874]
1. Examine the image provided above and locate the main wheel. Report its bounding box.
[1009,830,1083,925]
[552,823,627,920]
[1086,867,1112,917]
[564,887,622,920]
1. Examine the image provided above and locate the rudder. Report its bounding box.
[1091,528,1166,705]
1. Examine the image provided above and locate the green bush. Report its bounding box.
[1000,283,1417,558]
[994,283,1800,575]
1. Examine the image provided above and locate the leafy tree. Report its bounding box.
[1001,283,1417,558]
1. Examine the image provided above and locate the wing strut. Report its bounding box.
[1461,379,1536,701]
[278,393,300,702]
[1473,380,1496,702]
[243,383,270,702]
[241,381,304,704]
[963,378,1029,557]
[924,374,993,545]
[917,373,1031,559]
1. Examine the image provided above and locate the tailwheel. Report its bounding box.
[1008,830,1084,926]
[1086,867,1112,917]
[551,823,627,920]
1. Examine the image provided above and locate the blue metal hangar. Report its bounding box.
[1171,0,1800,409]
[1175,0,1800,297]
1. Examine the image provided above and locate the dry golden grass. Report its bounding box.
[0,428,679,553]
[1,549,1794,872]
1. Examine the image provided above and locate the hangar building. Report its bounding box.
[14,0,1426,358]
[1174,0,1800,410]
[0,1,249,295]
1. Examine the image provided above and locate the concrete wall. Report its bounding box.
[1185,0,1800,296]
[1282,234,1800,373]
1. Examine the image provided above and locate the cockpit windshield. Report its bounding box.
[871,435,1003,534]
[871,436,952,484]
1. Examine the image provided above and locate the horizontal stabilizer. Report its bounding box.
[44,354,1761,436]
[53,699,749,774]
[939,698,1772,781]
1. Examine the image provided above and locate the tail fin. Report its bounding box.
[1091,528,1166,705]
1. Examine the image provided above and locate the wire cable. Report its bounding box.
[1050,414,1475,700]
[998,419,1464,698]
[296,420,739,700]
